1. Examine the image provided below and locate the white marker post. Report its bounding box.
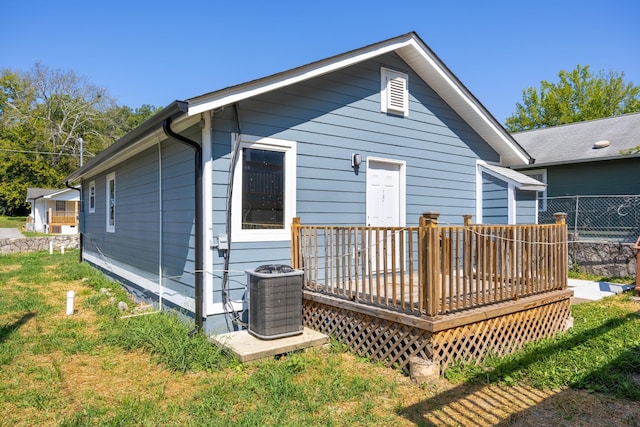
[66,290,75,315]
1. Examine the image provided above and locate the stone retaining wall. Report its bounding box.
[0,235,79,254]
[568,241,637,278]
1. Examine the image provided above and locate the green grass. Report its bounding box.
[2,249,640,425]
[445,293,640,399]
[0,250,407,426]
[0,216,25,229]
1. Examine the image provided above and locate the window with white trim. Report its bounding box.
[89,181,95,213]
[231,135,296,242]
[521,169,547,211]
[106,172,116,232]
[381,67,409,116]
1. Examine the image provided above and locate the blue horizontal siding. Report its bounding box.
[206,51,503,330]
[482,172,508,224]
[81,123,201,312]
[516,190,537,224]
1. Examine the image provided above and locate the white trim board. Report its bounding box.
[476,160,517,224]
[230,134,297,243]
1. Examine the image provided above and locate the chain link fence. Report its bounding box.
[539,195,640,243]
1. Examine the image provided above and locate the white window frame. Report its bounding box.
[381,67,409,116]
[88,180,96,213]
[521,168,548,211]
[231,135,296,242]
[106,172,116,233]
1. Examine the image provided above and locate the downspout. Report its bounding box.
[65,181,83,263]
[162,117,204,331]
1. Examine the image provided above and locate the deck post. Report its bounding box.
[462,215,473,300]
[554,212,568,289]
[422,212,440,316]
[291,217,301,269]
[553,212,566,225]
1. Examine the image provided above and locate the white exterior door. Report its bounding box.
[366,159,405,271]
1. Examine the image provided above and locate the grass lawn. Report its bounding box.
[0,216,26,229]
[1,250,640,426]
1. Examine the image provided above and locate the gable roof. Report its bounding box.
[188,32,530,166]
[66,32,530,183]
[26,187,60,201]
[26,187,79,202]
[480,163,546,192]
[512,112,640,167]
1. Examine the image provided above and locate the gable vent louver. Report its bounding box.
[381,67,408,116]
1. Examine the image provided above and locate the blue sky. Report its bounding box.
[1,0,638,124]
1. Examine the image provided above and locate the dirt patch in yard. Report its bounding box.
[0,264,21,273]
[393,378,640,426]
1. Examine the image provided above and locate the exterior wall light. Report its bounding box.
[351,153,362,168]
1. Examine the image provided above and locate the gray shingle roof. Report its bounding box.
[481,163,546,191]
[512,112,640,166]
[26,187,60,201]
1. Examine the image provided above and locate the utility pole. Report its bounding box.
[78,137,84,167]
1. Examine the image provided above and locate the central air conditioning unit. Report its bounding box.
[246,264,303,340]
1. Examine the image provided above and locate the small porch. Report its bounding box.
[291,212,572,372]
[46,201,79,234]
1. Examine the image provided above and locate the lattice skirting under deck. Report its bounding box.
[302,297,571,372]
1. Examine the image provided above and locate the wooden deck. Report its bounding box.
[303,270,565,317]
[293,212,572,372]
[302,287,572,372]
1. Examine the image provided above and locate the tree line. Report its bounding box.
[1,63,639,216]
[0,64,160,215]
[505,64,640,132]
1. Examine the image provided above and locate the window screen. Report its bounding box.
[242,148,284,229]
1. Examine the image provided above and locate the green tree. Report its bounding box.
[505,65,640,132]
[0,64,160,215]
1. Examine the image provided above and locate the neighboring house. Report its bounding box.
[26,187,80,234]
[65,32,543,333]
[512,113,640,240]
[512,112,640,205]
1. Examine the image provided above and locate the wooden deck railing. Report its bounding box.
[50,212,77,225]
[47,204,79,232]
[291,213,568,317]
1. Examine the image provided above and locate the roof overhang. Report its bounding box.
[514,152,640,169]
[187,32,531,166]
[43,188,80,200]
[480,163,546,192]
[64,101,190,183]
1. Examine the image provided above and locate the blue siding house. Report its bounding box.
[65,32,544,333]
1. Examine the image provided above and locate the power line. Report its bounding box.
[0,148,93,157]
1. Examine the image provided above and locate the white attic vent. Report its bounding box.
[381,67,408,116]
[593,140,610,149]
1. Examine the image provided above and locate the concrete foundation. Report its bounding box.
[210,327,329,363]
